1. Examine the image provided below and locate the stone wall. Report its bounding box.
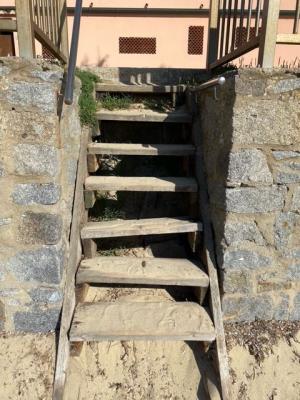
[197,69,300,322]
[0,59,81,332]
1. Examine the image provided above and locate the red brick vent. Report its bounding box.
[119,37,156,54]
[188,26,204,55]
[42,46,56,60]
[235,26,261,47]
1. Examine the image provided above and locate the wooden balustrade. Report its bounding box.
[0,0,68,63]
[207,0,300,69]
[0,1,298,68]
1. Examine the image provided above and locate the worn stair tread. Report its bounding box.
[96,108,192,123]
[77,256,209,286]
[81,217,202,239]
[85,176,198,192]
[96,83,187,93]
[88,143,196,156]
[70,301,215,341]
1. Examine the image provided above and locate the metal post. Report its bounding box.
[64,0,82,105]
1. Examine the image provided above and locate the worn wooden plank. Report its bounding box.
[15,0,35,58]
[96,83,187,93]
[70,283,90,357]
[33,23,68,63]
[207,0,220,67]
[84,190,96,209]
[52,128,89,400]
[209,36,260,69]
[85,176,198,192]
[96,108,192,123]
[70,302,215,342]
[76,256,209,287]
[191,114,231,400]
[82,239,97,259]
[87,153,100,173]
[276,33,300,44]
[0,19,17,32]
[81,217,202,239]
[88,143,195,156]
[258,0,280,68]
[58,0,69,59]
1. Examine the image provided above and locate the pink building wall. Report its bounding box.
[0,0,299,68]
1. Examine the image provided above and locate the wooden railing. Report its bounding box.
[0,0,68,63]
[208,0,300,69]
[277,0,300,45]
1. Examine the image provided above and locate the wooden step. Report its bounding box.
[88,143,195,156]
[96,83,187,94]
[70,302,215,342]
[81,217,202,239]
[77,256,209,287]
[85,176,198,192]
[96,108,192,123]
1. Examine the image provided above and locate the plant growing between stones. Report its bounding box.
[75,69,100,127]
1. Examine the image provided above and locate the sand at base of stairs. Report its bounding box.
[0,333,55,400]
[0,330,300,399]
[229,330,300,400]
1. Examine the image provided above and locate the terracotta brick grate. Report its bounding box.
[119,37,156,54]
[188,26,204,55]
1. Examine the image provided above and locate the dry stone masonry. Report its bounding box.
[198,69,300,322]
[0,59,81,332]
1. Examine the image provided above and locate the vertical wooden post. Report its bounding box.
[258,0,280,68]
[15,0,35,58]
[59,0,69,59]
[207,0,220,68]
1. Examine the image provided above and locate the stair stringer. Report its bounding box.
[190,106,231,400]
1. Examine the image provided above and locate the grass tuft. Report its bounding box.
[75,69,100,127]
[98,247,126,256]
[99,206,124,221]
[99,94,133,110]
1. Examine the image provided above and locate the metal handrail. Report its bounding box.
[190,76,226,92]
[64,0,82,105]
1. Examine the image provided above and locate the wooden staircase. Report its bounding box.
[53,83,230,400]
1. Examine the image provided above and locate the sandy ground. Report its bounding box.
[0,327,299,400]
[0,333,55,400]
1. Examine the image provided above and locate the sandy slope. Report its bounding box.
[0,329,299,400]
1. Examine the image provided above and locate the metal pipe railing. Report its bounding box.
[64,0,82,105]
[191,76,226,92]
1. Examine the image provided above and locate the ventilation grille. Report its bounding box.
[42,46,56,60]
[188,26,204,55]
[235,27,261,47]
[119,37,156,54]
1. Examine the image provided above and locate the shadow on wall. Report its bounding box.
[196,73,236,309]
[83,66,211,86]
[200,77,235,250]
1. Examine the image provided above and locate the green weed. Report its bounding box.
[98,247,126,256]
[75,69,100,127]
[99,94,133,110]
